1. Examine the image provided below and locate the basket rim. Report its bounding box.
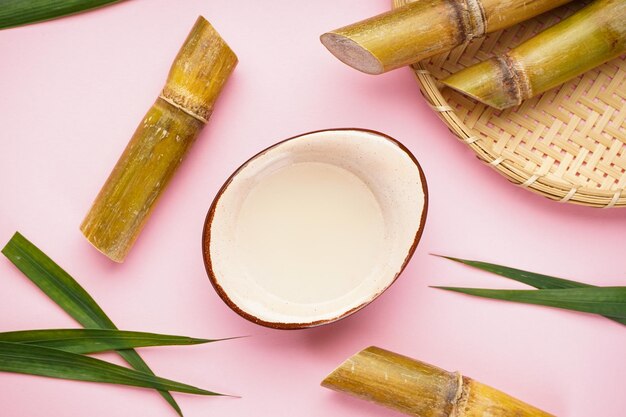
[410,62,626,208]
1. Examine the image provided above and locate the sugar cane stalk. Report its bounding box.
[320,0,573,74]
[322,346,554,417]
[81,16,237,262]
[442,0,626,109]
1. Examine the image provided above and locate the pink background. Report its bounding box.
[1,1,625,416]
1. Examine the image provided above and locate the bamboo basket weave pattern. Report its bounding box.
[393,0,626,207]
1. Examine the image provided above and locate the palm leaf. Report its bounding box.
[0,341,220,395]
[0,0,125,30]
[438,255,626,325]
[0,329,221,354]
[2,232,183,414]
[433,286,626,319]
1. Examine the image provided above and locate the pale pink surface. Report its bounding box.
[0,1,625,416]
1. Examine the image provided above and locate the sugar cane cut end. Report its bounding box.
[80,232,126,263]
[321,345,376,383]
[320,32,384,75]
[441,57,524,110]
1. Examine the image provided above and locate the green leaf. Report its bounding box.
[438,255,626,325]
[2,232,184,414]
[0,341,220,395]
[0,329,219,354]
[436,255,592,289]
[0,0,125,30]
[433,286,626,319]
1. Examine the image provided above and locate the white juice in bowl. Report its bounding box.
[235,161,385,304]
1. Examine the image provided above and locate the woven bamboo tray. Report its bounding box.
[392,0,626,207]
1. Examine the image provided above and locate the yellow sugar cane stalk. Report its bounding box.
[81,16,237,262]
[322,346,554,417]
[442,0,626,109]
[320,0,573,75]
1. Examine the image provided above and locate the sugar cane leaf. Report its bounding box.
[437,255,626,325]
[0,341,220,395]
[0,0,125,30]
[0,329,222,354]
[1,232,183,415]
[432,286,626,320]
[2,233,118,329]
[436,255,591,289]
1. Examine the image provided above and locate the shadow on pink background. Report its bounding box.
[1,1,625,416]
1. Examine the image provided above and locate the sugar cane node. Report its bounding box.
[80,16,237,262]
[158,94,208,124]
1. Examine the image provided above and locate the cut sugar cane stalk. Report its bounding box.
[322,346,554,417]
[442,0,626,109]
[320,0,573,75]
[81,16,237,262]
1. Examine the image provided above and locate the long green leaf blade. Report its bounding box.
[0,329,217,354]
[0,0,125,30]
[433,286,626,319]
[2,233,117,328]
[437,256,591,289]
[2,232,184,414]
[438,255,626,325]
[0,341,219,395]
